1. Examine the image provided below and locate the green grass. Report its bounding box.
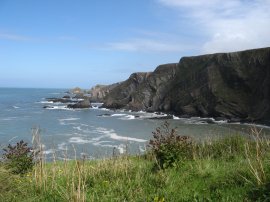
[1,134,270,201]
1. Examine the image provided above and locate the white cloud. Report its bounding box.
[0,32,30,41]
[104,38,194,52]
[158,0,270,53]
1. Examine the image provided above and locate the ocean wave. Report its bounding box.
[43,149,56,155]
[173,115,180,120]
[12,106,20,109]
[241,123,270,130]
[95,127,147,143]
[98,108,110,111]
[111,113,126,117]
[58,143,67,150]
[45,106,73,110]
[38,101,54,104]
[59,118,80,121]
[92,140,113,146]
[119,115,136,120]
[69,137,92,144]
[73,126,83,131]
[59,117,80,126]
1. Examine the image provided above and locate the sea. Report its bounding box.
[1,88,270,160]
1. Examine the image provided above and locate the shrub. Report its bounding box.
[2,140,35,175]
[148,121,193,169]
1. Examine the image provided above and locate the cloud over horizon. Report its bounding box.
[158,0,270,53]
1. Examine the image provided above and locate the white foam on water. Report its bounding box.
[12,106,20,109]
[59,118,80,121]
[46,106,73,110]
[80,123,89,127]
[43,149,56,155]
[73,126,83,131]
[173,115,180,120]
[111,113,126,117]
[58,143,67,150]
[69,137,92,144]
[110,133,146,142]
[92,141,113,146]
[95,127,147,143]
[38,101,54,104]
[242,123,270,130]
[119,115,135,120]
[214,120,228,124]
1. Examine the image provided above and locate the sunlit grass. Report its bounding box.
[1,127,270,201]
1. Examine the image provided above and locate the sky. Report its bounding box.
[0,0,270,88]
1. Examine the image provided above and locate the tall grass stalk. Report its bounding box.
[245,127,266,185]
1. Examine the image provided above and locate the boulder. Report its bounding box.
[67,100,91,109]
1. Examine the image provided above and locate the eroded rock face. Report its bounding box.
[88,83,120,102]
[103,64,178,111]
[102,47,270,122]
[168,47,270,121]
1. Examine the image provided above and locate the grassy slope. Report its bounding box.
[1,135,270,201]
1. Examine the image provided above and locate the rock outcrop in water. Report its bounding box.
[101,47,270,122]
[67,99,91,109]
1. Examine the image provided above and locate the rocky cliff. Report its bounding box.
[102,47,270,122]
[104,64,177,110]
[88,83,120,102]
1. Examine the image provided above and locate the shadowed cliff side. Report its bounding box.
[102,47,270,122]
[103,63,178,111]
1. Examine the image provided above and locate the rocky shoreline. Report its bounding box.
[97,47,270,124]
[43,47,270,126]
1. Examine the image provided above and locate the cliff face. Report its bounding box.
[104,63,178,110]
[102,47,270,122]
[88,83,120,102]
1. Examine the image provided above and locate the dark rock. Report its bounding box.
[43,106,53,109]
[46,98,74,103]
[97,113,112,117]
[149,115,174,120]
[67,100,91,109]
[203,118,215,124]
[228,118,243,123]
[63,95,71,99]
[73,93,85,99]
[103,64,177,111]
[101,47,270,123]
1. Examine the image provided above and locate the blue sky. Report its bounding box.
[0,0,269,88]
